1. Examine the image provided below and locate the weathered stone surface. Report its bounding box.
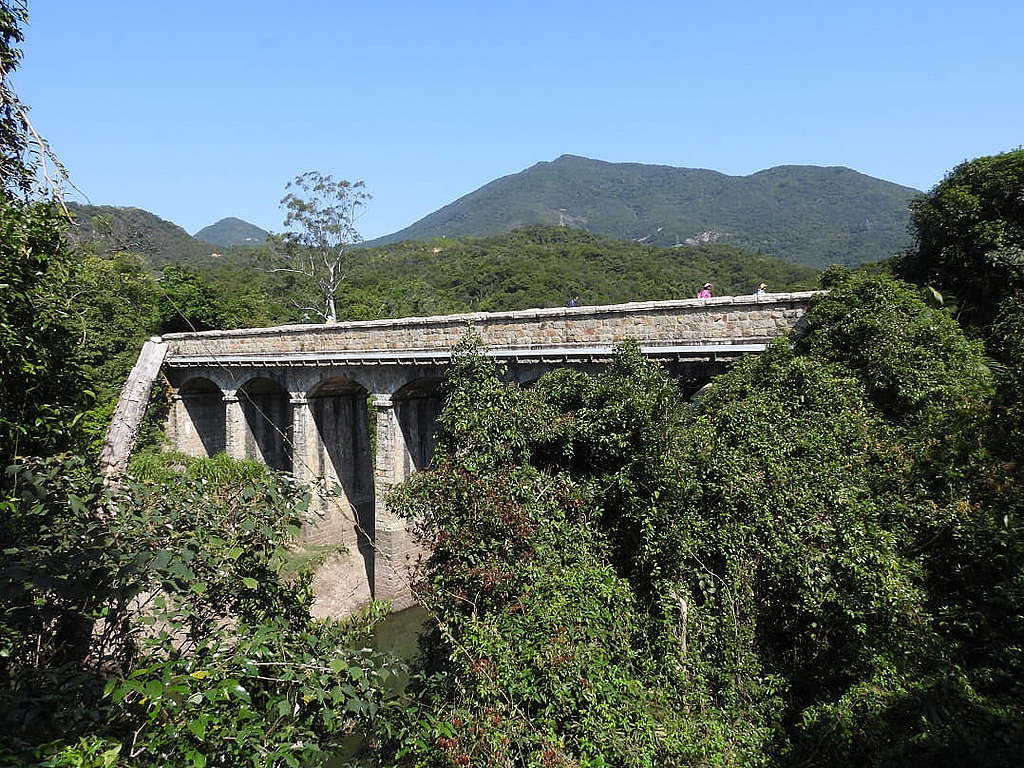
[161,293,819,361]
[99,338,167,478]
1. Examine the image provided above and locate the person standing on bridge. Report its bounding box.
[754,282,768,296]
[697,282,713,299]
[567,294,580,307]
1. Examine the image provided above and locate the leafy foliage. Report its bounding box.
[379,268,1022,766]
[796,269,993,493]
[69,253,162,401]
[1,452,402,767]
[898,148,1024,326]
[0,198,84,465]
[0,0,30,194]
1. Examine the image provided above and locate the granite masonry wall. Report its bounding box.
[162,292,819,360]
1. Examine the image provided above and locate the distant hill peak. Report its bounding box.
[66,203,266,270]
[194,217,269,247]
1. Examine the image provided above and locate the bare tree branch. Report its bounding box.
[269,172,370,323]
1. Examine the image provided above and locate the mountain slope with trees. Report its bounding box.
[370,154,921,268]
[193,216,268,247]
[67,202,228,268]
[306,226,819,318]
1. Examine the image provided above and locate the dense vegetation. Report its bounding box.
[296,227,819,317]
[376,262,1021,766]
[370,154,920,268]
[2,453,406,766]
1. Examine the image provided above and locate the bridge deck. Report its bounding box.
[161,292,819,366]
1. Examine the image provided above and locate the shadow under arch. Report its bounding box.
[394,376,444,476]
[238,376,292,472]
[178,376,226,457]
[307,376,374,592]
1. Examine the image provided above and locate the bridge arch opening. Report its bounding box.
[394,377,444,475]
[238,377,292,472]
[176,376,226,457]
[303,376,375,603]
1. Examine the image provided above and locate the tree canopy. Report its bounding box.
[899,148,1024,325]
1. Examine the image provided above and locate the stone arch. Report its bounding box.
[393,376,444,476]
[175,376,226,457]
[237,376,292,472]
[660,359,731,399]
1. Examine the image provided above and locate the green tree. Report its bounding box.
[272,171,371,323]
[0,199,83,465]
[0,0,30,195]
[71,253,162,400]
[1,453,402,766]
[155,265,225,333]
[0,0,81,466]
[899,148,1024,325]
[897,149,1024,468]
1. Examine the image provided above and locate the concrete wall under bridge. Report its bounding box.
[107,292,820,616]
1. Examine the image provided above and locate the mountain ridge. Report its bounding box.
[367,155,921,267]
[67,202,221,267]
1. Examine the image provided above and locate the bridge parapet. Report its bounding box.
[163,292,820,364]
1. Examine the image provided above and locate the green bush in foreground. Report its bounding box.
[1,453,403,767]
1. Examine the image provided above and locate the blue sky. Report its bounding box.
[13,0,1024,239]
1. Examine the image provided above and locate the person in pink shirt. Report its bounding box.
[697,282,713,298]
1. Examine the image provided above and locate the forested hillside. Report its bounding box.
[67,155,919,275]
[242,226,818,319]
[67,202,228,268]
[370,154,920,268]
[193,216,268,247]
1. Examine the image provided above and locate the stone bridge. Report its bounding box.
[111,292,819,615]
